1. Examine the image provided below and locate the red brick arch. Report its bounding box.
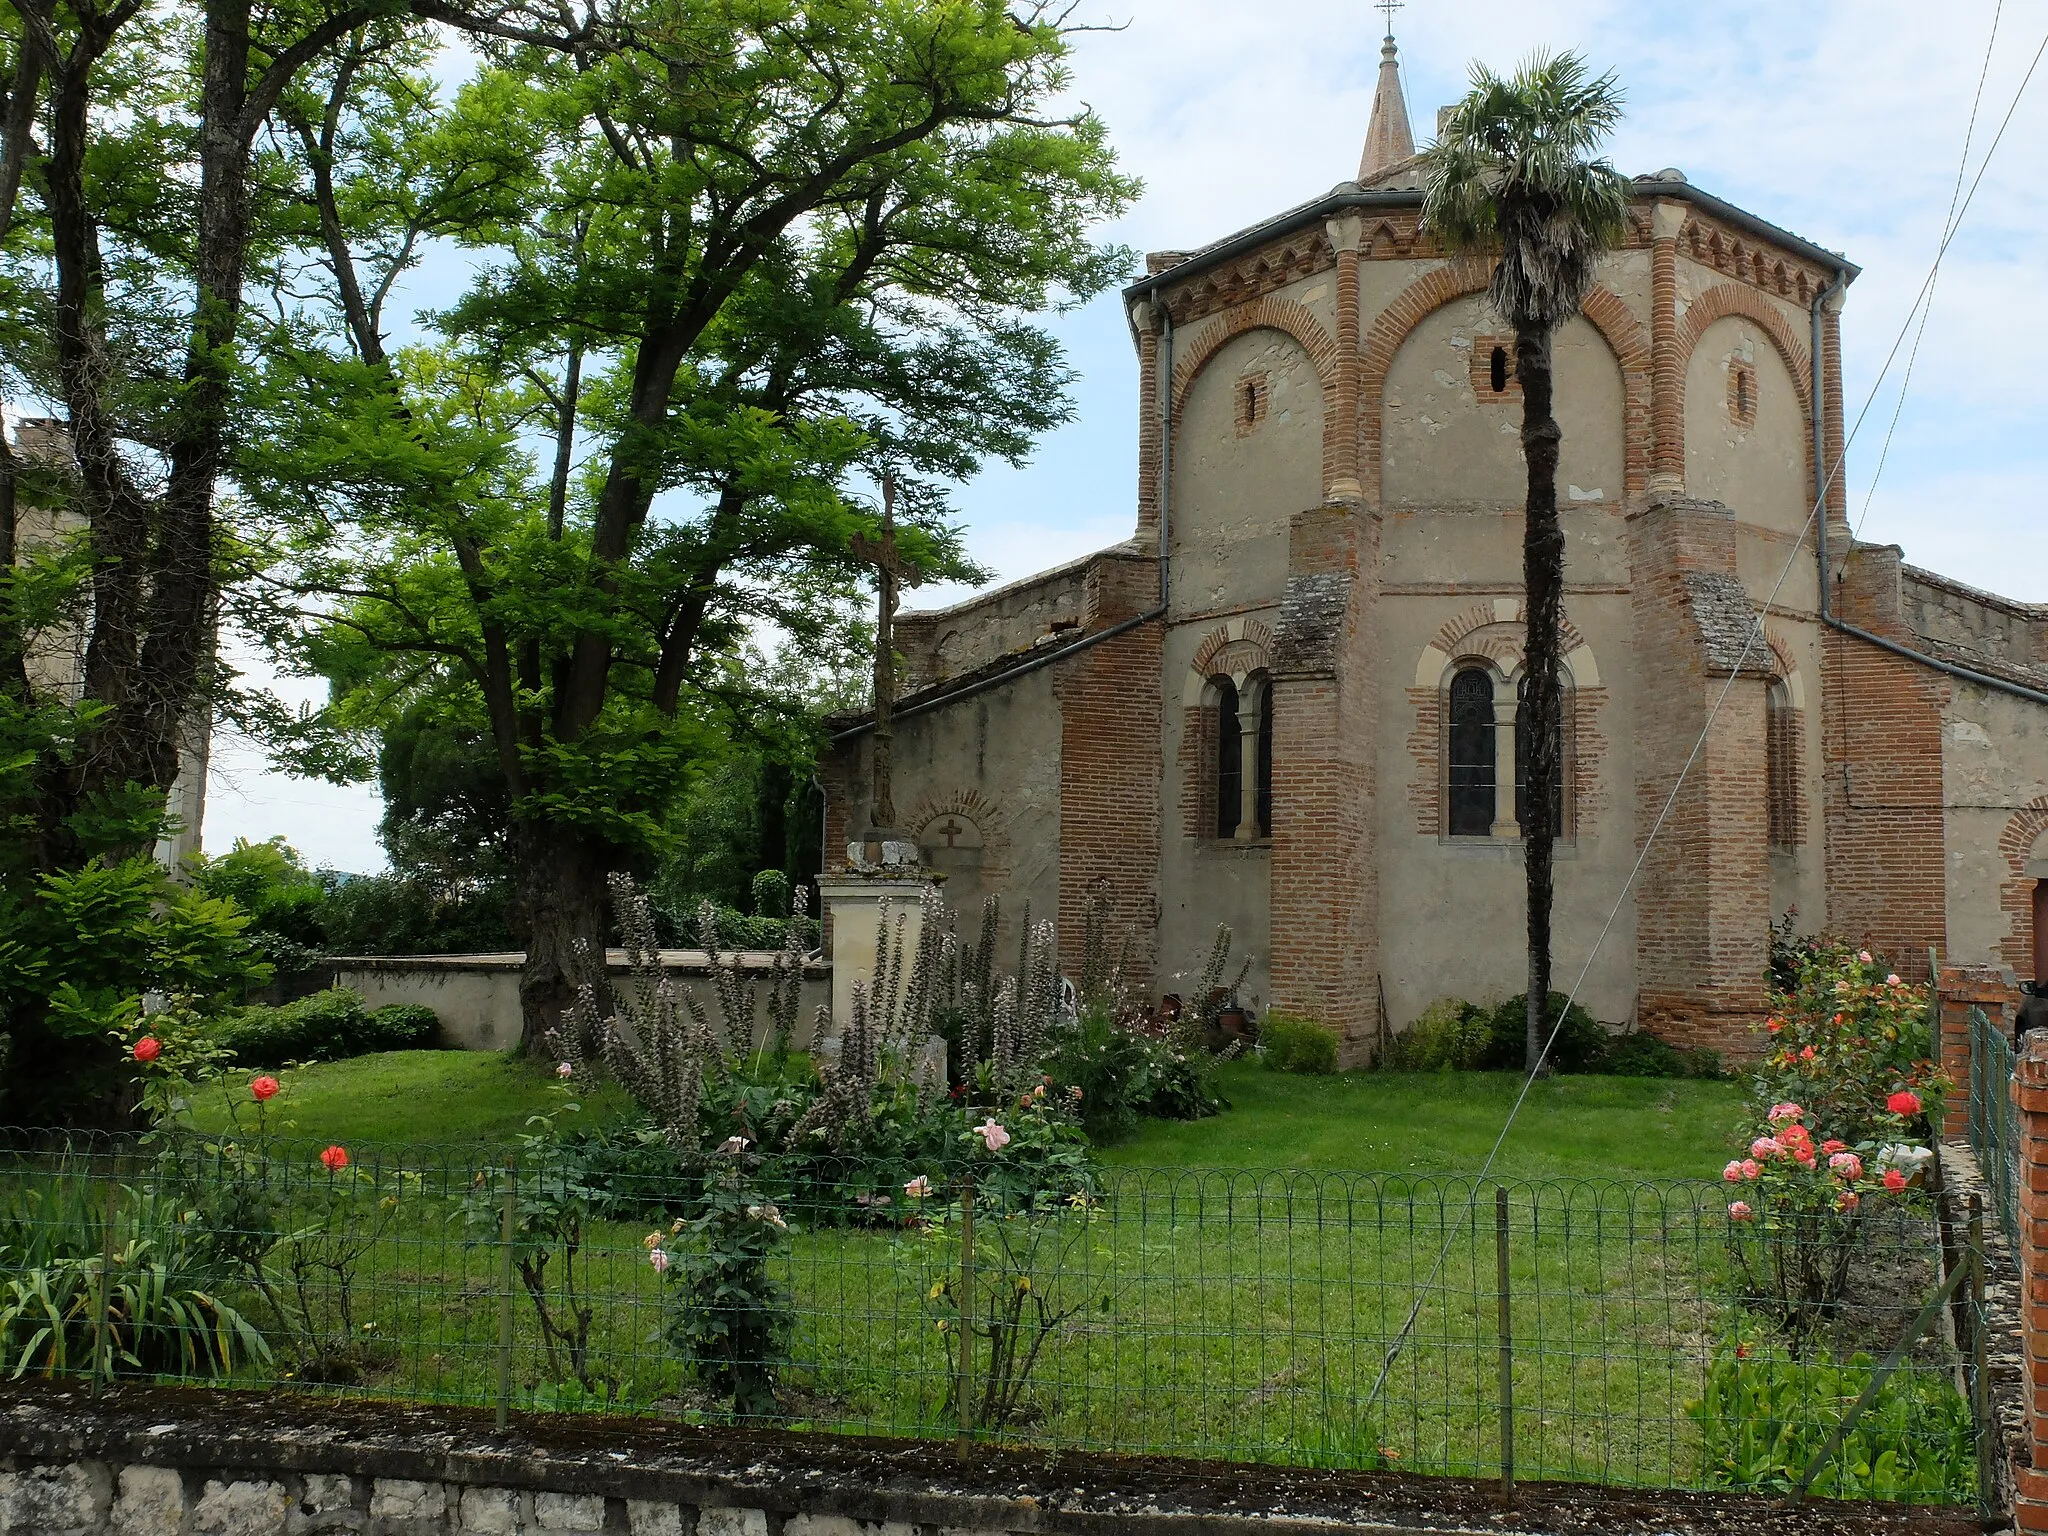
[1997,798,2048,974]
[1358,260,1652,508]
[901,786,1012,889]
[1673,284,1814,474]
[1170,297,1341,496]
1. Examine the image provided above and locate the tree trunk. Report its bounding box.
[1517,323,1565,1073]
[515,823,611,1053]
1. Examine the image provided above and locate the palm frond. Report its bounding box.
[1420,50,1632,331]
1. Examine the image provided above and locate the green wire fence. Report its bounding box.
[1965,1004,2019,1255]
[0,1129,1986,1508]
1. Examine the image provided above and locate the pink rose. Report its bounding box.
[1886,973,1902,986]
[1723,1160,1745,1182]
[1751,1137,1781,1160]
[1728,1201,1754,1222]
[1767,1102,1803,1124]
[649,1248,670,1274]
[1828,1152,1863,1180]
[1837,1190,1860,1212]
[974,1118,1011,1153]
[904,1175,933,1199]
[556,1062,574,1079]
[1859,950,1873,963]
[1740,1159,1761,1179]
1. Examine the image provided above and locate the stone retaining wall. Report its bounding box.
[0,1384,1980,1536]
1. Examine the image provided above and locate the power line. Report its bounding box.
[1356,9,2047,1425]
[1853,0,2006,541]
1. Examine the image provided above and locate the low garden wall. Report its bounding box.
[327,954,831,1052]
[0,1384,1978,1536]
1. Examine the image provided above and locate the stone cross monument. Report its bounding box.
[847,474,922,870]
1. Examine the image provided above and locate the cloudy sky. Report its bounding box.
[203,0,2048,871]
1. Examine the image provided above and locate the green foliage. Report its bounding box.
[1688,1345,1973,1501]
[188,839,330,987]
[654,1145,794,1421]
[211,990,437,1068]
[318,872,516,956]
[1381,998,1494,1071]
[1488,992,1611,1074]
[1421,52,1633,333]
[1603,1031,1684,1078]
[1259,1011,1339,1075]
[1759,945,1945,1145]
[751,870,792,920]
[0,1175,269,1381]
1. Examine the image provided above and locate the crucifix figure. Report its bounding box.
[849,474,923,865]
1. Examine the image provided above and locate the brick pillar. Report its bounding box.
[1053,553,1164,992]
[1628,496,1772,1052]
[1268,504,1378,1061]
[1940,964,2023,1137]
[1133,300,1163,542]
[1648,201,1685,495]
[2009,1029,2048,1529]
[1324,215,1364,501]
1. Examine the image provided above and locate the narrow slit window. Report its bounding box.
[1255,683,1274,837]
[1214,677,1242,839]
[1490,345,1509,394]
[1447,668,1496,837]
[1767,683,1797,848]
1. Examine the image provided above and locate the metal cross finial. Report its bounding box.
[1376,0,1401,37]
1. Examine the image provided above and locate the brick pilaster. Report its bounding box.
[2010,1029,2048,1530]
[1940,964,2022,1138]
[1822,298,1849,537]
[1325,216,1364,501]
[1134,301,1162,541]
[1649,202,1684,494]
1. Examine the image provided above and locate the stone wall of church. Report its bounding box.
[1943,681,2048,978]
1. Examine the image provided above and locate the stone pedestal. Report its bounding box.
[817,872,938,1042]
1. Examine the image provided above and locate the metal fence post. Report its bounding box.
[495,1156,518,1432]
[1969,1194,1996,1520]
[955,1165,977,1459]
[1495,1185,1513,1497]
[90,1185,116,1399]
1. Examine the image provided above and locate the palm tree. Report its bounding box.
[1422,54,1630,1072]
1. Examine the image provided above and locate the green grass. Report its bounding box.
[1103,1062,1745,1180]
[183,1050,634,1146]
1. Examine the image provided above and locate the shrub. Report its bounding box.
[1383,998,1492,1071]
[1689,1344,1972,1501]
[357,1004,441,1052]
[1760,946,1946,1145]
[1604,1030,1684,1078]
[1486,992,1610,1073]
[1260,1011,1339,1074]
[751,869,792,919]
[211,989,435,1066]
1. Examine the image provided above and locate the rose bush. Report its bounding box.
[1756,944,1947,1145]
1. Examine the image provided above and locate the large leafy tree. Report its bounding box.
[1422,53,1629,1072]
[243,2,1135,1047]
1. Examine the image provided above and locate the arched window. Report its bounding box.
[1766,681,1797,848]
[1447,668,1496,837]
[1214,676,1241,839]
[1254,679,1273,837]
[1515,672,1566,837]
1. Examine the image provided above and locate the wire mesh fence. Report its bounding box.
[1965,1004,2019,1254]
[0,1128,1985,1506]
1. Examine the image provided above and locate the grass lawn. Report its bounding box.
[184,1050,634,1145]
[1105,1062,1745,1181]
[187,1051,1744,1183]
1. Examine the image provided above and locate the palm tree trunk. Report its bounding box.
[1517,324,1565,1072]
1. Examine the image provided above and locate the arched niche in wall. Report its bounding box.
[1381,297,1625,511]
[1168,327,1326,611]
[1682,312,1811,539]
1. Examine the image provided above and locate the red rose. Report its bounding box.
[319,1145,350,1172]
[1886,1090,1922,1117]
[250,1075,280,1102]
[132,1037,162,1063]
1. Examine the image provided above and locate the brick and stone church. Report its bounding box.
[823,30,2048,1059]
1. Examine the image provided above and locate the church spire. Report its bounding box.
[1357,21,1417,184]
